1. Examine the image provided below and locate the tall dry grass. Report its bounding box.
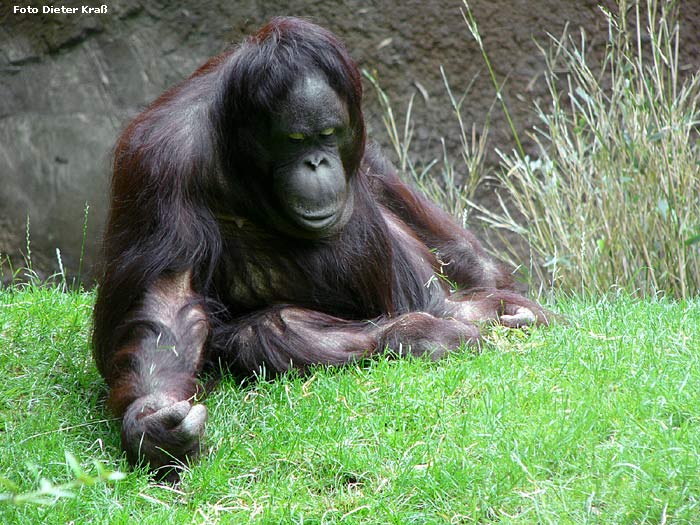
[467,0,700,298]
[369,0,700,299]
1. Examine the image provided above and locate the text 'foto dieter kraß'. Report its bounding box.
[13,5,109,15]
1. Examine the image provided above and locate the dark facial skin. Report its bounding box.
[266,72,354,238]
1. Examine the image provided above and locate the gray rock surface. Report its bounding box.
[1,0,698,283]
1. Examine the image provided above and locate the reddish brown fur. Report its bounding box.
[92,17,549,477]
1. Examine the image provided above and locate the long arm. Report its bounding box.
[92,78,221,476]
[94,271,209,475]
[364,144,514,290]
[211,306,480,377]
[363,145,550,327]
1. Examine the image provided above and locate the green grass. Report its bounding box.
[1,286,699,523]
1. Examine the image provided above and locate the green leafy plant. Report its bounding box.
[0,452,125,506]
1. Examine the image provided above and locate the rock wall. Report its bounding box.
[1,0,699,283]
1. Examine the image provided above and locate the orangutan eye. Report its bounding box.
[288,132,305,142]
[320,128,335,137]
